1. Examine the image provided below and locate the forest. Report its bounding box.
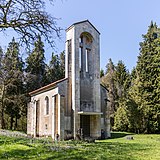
[0,36,65,131]
[101,22,160,133]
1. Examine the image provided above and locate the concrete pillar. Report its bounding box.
[90,115,101,138]
[65,40,68,78]
[51,96,55,139]
[33,101,36,137]
[58,94,61,135]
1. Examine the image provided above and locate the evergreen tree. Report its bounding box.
[25,35,46,92]
[130,22,160,133]
[59,51,65,79]
[100,69,104,78]
[46,51,65,84]
[115,60,131,99]
[101,59,117,127]
[0,47,5,128]
[114,105,129,131]
[113,61,132,132]
[0,38,26,130]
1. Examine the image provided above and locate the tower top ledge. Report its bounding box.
[66,20,100,35]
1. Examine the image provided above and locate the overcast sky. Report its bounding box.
[1,0,160,71]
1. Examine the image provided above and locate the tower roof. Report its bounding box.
[66,20,100,34]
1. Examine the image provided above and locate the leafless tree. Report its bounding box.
[0,0,61,48]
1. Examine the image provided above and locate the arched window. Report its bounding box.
[79,32,93,73]
[45,96,49,115]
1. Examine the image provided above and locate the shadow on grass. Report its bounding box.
[110,132,134,139]
[0,140,152,160]
[45,141,148,160]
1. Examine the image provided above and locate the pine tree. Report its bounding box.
[0,46,5,129]
[115,60,131,99]
[59,51,65,79]
[100,69,104,78]
[101,59,117,127]
[0,38,26,130]
[25,35,46,92]
[130,22,160,133]
[46,51,65,84]
[113,61,132,132]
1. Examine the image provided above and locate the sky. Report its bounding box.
[1,0,160,71]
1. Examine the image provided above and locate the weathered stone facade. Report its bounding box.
[27,20,110,140]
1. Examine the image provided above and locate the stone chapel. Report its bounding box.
[27,20,111,140]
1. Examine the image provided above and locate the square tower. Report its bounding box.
[65,20,102,138]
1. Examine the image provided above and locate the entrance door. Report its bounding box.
[80,115,90,137]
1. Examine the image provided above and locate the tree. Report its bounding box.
[102,59,132,131]
[46,51,65,84]
[25,35,46,92]
[101,59,117,127]
[100,69,104,78]
[130,22,160,133]
[0,0,61,48]
[114,60,131,99]
[0,38,26,130]
[114,106,129,131]
[0,46,5,128]
[59,51,65,79]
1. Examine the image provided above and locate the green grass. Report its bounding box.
[0,132,160,160]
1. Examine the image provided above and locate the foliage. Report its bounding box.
[114,60,131,99]
[0,132,160,160]
[114,106,129,131]
[25,35,46,92]
[46,51,65,84]
[0,0,61,48]
[102,59,117,114]
[102,59,131,129]
[130,22,160,133]
[0,38,27,130]
[100,69,104,78]
[103,22,160,134]
[0,35,65,131]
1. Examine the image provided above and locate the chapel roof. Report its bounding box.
[66,20,100,34]
[29,78,67,96]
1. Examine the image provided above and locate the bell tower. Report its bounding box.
[65,20,102,138]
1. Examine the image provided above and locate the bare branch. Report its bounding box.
[0,0,62,49]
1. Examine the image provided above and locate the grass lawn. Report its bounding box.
[0,132,160,160]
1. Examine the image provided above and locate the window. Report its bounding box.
[86,49,89,72]
[79,32,92,74]
[45,96,49,115]
[79,47,82,70]
[45,124,48,130]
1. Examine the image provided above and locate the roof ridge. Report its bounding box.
[29,78,68,95]
[66,20,100,34]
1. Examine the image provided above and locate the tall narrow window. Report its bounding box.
[68,40,72,73]
[86,49,89,72]
[79,47,82,70]
[45,96,49,115]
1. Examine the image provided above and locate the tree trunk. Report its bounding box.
[15,117,18,130]
[1,109,5,129]
[10,116,14,130]
[0,84,5,129]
